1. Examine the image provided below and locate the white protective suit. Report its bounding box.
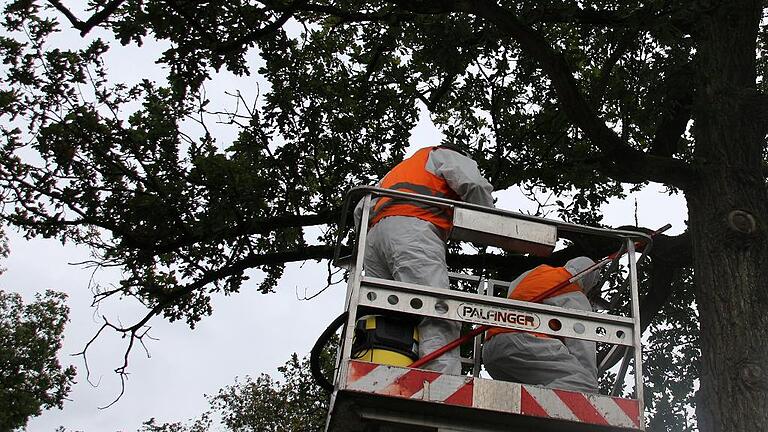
[482,257,600,392]
[355,147,494,374]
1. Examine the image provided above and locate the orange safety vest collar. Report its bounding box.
[486,265,582,341]
[369,147,461,231]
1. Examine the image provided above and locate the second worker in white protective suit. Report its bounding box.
[355,145,494,374]
[482,256,601,392]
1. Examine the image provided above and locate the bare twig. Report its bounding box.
[92,286,125,304]
[71,319,110,387]
[297,261,344,301]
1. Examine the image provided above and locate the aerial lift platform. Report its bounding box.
[326,186,651,432]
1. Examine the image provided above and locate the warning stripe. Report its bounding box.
[590,394,639,428]
[554,389,609,426]
[347,362,472,407]
[523,386,579,421]
[347,361,378,384]
[383,368,440,398]
[614,397,641,427]
[443,379,473,406]
[346,361,641,429]
[522,385,640,428]
[422,374,469,402]
[520,387,549,418]
[409,373,455,400]
[348,362,404,391]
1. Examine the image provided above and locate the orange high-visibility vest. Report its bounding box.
[485,265,582,340]
[369,147,461,231]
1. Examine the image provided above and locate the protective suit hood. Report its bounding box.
[564,256,599,295]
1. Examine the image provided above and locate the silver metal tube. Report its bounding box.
[471,278,488,377]
[611,347,631,397]
[626,239,645,428]
[340,186,653,243]
[448,271,482,283]
[336,195,372,390]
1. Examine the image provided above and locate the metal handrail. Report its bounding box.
[333,186,654,266]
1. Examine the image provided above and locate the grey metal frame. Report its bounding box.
[359,276,635,346]
[329,186,650,430]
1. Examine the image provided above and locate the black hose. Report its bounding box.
[310,311,349,393]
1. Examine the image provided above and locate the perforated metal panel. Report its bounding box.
[359,277,634,346]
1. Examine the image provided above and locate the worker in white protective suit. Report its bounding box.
[482,256,600,392]
[355,145,494,374]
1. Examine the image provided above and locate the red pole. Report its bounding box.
[408,224,671,370]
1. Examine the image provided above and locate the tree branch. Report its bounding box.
[589,30,637,104]
[118,209,339,255]
[128,245,338,333]
[214,0,309,55]
[460,0,695,188]
[650,64,695,157]
[521,3,693,32]
[393,1,689,29]
[426,69,459,111]
[523,7,642,26]
[298,3,399,22]
[640,262,677,330]
[46,0,127,36]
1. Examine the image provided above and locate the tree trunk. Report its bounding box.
[687,2,768,430]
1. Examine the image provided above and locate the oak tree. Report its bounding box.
[1,0,765,430]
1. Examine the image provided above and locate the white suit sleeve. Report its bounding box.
[353,196,380,230]
[425,148,494,207]
[353,180,382,230]
[353,198,364,230]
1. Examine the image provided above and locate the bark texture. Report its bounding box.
[688,2,768,430]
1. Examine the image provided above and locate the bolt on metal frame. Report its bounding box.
[329,186,652,431]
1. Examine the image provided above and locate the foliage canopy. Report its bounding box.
[0,289,76,431]
[1,0,766,430]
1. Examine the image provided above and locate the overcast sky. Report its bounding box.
[2,4,687,431]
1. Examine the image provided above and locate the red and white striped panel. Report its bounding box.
[521,385,641,429]
[344,361,642,430]
[346,361,473,407]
